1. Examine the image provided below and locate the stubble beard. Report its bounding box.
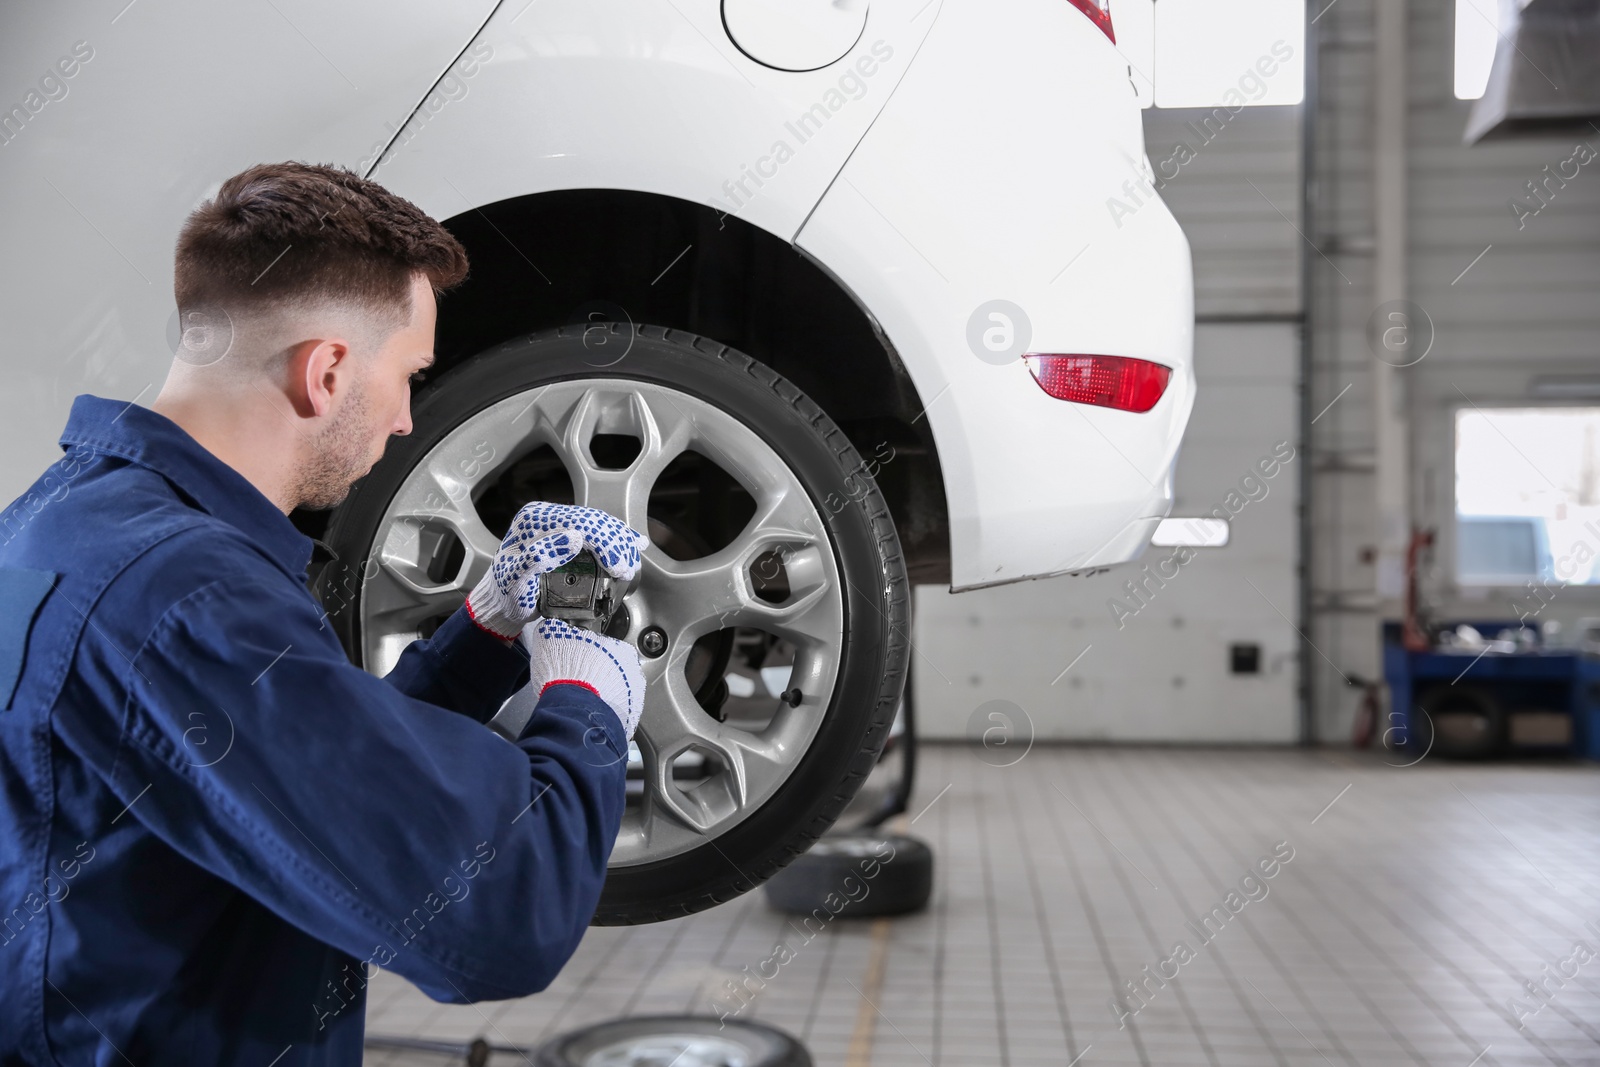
[294,374,377,511]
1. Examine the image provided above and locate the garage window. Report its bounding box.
[1115,0,1306,110]
[1456,407,1600,586]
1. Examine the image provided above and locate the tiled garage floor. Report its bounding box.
[363,745,1600,1066]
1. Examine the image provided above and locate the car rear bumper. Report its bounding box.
[796,0,1195,590]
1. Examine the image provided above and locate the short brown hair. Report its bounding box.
[174,162,468,333]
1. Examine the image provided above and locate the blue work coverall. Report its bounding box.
[0,395,628,1065]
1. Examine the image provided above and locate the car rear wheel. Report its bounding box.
[319,324,909,923]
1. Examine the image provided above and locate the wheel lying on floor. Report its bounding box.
[762,832,933,918]
[319,324,910,923]
[534,1016,811,1067]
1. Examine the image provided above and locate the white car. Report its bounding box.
[1,0,1193,922]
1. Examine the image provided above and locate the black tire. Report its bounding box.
[534,1016,811,1067]
[319,324,910,924]
[762,832,932,918]
[1411,684,1506,760]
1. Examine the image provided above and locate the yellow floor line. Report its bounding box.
[844,917,892,1066]
[843,813,910,1066]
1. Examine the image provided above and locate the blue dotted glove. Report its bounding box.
[508,502,649,580]
[522,617,646,742]
[465,502,648,641]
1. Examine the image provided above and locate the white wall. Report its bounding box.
[1143,105,1303,318]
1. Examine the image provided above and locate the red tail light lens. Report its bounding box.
[1066,0,1115,43]
[1024,354,1171,413]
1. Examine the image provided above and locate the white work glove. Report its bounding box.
[465,502,649,641]
[522,617,646,743]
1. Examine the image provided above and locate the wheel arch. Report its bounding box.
[423,187,951,585]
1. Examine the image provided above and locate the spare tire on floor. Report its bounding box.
[762,832,932,918]
[534,1015,811,1067]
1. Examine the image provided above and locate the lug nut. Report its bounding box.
[638,626,667,658]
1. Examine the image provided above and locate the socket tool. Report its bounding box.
[536,548,623,633]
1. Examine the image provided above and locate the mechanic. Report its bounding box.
[0,162,649,1065]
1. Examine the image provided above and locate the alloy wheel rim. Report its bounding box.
[358,379,845,866]
[581,1032,761,1067]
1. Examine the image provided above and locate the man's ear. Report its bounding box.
[286,337,352,419]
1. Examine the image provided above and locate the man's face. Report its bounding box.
[295,274,436,509]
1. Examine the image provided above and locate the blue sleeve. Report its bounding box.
[106,572,628,1003]
[382,606,531,723]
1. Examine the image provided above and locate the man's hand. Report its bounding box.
[514,501,649,580]
[465,502,649,641]
[523,617,646,742]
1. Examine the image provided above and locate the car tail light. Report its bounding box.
[1024,354,1171,413]
[1066,0,1115,43]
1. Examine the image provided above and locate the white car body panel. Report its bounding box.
[0,0,497,495]
[0,0,1193,592]
[367,0,935,247]
[794,0,1195,589]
